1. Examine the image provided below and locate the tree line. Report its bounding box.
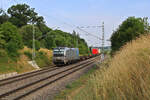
[111,17,150,54]
[0,4,89,59]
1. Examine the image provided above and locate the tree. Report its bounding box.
[72,30,77,47]
[7,4,44,27]
[45,36,56,49]
[28,40,41,50]
[37,23,52,39]
[19,25,42,47]
[111,17,149,53]
[40,28,89,55]
[0,9,9,24]
[78,38,89,55]
[0,32,5,48]
[0,22,23,57]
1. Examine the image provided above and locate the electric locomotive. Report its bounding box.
[53,47,80,65]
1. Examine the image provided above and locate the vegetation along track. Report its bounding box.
[0,56,99,100]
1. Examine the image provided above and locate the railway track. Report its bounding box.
[0,56,99,100]
[0,57,91,86]
[0,66,58,86]
[0,56,94,86]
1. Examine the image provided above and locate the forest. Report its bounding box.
[0,4,89,60]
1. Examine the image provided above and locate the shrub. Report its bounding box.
[6,41,20,61]
[0,49,7,57]
[35,51,50,68]
[24,51,32,60]
[27,40,41,51]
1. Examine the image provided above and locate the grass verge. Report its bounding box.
[65,34,150,100]
[54,64,99,100]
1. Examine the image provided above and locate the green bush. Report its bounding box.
[0,49,7,57]
[24,51,32,60]
[6,41,20,58]
[5,42,20,62]
[27,40,41,51]
[35,51,50,68]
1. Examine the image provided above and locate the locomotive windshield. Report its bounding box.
[53,48,64,57]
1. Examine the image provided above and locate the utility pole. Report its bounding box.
[101,22,105,60]
[74,31,79,48]
[102,22,105,53]
[32,23,36,61]
[76,32,79,48]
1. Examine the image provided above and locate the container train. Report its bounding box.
[53,47,100,65]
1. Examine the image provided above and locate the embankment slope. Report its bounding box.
[70,35,150,100]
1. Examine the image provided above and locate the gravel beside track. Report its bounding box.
[0,56,100,100]
[0,66,58,86]
[27,57,100,100]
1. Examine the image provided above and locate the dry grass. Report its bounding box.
[0,52,35,74]
[16,54,35,73]
[0,47,53,74]
[21,47,53,65]
[17,47,54,72]
[39,48,53,59]
[19,46,32,53]
[70,35,150,100]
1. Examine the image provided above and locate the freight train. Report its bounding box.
[53,47,80,65]
[53,47,100,65]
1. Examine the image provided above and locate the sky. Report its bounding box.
[1,0,150,47]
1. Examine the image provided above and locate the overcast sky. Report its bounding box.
[1,0,150,47]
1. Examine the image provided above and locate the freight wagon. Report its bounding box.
[91,48,101,55]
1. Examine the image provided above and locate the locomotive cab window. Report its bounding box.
[53,51,64,57]
[53,48,65,57]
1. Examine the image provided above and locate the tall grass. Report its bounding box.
[71,35,150,100]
